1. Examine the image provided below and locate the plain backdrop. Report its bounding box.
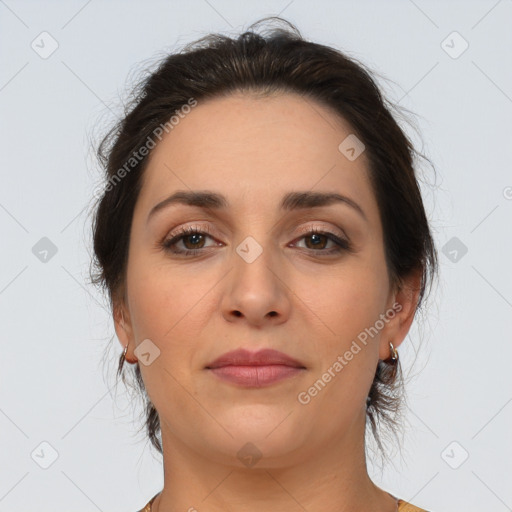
[1,1,511,511]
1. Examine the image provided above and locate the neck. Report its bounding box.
[152,411,397,512]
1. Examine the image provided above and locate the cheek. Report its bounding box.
[126,258,218,358]
[308,261,390,350]
[127,251,179,332]
[296,266,388,433]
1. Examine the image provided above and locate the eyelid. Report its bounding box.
[164,223,216,241]
[293,222,347,240]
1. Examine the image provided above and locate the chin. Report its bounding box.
[210,413,307,463]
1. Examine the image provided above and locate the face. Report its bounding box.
[115,91,417,468]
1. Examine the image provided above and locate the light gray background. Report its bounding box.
[1,1,511,511]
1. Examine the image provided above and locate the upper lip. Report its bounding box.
[205,348,306,369]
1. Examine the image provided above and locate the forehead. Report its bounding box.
[135,92,376,218]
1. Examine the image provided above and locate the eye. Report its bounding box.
[161,225,218,256]
[160,225,352,257]
[290,227,352,255]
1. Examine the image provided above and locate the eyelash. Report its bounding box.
[160,225,352,257]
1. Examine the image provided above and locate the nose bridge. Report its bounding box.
[232,232,278,289]
[230,204,277,269]
[222,228,290,323]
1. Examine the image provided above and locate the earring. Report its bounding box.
[117,310,131,374]
[117,343,129,375]
[388,341,398,364]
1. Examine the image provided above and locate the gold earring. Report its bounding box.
[389,341,398,363]
[117,310,131,373]
[117,343,129,375]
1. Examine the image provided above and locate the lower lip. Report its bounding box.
[207,365,305,387]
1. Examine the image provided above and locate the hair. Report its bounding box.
[89,16,438,466]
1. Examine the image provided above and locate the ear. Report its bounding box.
[113,301,138,364]
[378,268,422,360]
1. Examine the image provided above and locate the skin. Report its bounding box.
[114,91,421,512]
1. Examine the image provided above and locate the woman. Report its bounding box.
[90,17,437,512]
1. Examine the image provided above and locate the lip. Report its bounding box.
[205,348,306,388]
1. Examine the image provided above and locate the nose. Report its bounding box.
[220,241,291,328]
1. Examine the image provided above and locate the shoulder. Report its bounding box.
[397,498,431,511]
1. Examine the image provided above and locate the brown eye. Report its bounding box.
[303,232,329,250]
[161,226,352,257]
[292,228,351,255]
[162,226,217,255]
[180,232,207,250]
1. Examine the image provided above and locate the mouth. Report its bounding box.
[205,348,306,388]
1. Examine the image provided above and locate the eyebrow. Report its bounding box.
[146,190,367,224]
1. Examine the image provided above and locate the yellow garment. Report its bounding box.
[397,498,430,511]
[138,493,429,511]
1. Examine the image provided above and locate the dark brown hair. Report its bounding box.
[89,17,438,463]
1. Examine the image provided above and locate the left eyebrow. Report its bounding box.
[146,190,367,224]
